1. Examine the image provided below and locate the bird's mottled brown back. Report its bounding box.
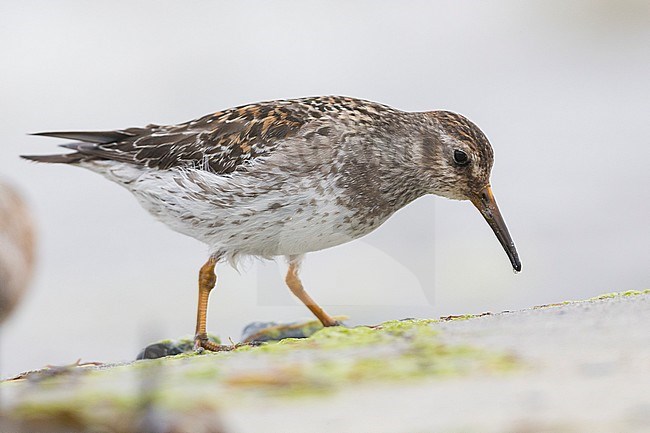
[27,96,402,176]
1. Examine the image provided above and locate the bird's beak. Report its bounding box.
[469,185,521,272]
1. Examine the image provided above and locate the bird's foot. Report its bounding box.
[241,316,348,344]
[193,333,237,353]
[136,334,226,359]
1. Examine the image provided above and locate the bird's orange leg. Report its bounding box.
[285,260,340,327]
[193,256,233,352]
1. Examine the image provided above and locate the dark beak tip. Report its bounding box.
[472,185,521,274]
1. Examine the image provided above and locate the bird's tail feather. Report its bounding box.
[22,129,132,164]
[30,130,132,144]
[21,152,84,164]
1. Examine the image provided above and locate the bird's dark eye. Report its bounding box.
[453,149,470,166]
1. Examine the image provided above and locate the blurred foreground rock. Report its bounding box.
[1,291,648,433]
[0,180,35,323]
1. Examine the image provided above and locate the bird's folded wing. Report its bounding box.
[28,101,313,175]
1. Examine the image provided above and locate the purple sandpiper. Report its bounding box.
[23,96,521,351]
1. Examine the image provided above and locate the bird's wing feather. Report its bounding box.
[25,99,323,174]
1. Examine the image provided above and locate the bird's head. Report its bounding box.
[419,111,521,272]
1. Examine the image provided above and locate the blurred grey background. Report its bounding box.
[1,0,648,377]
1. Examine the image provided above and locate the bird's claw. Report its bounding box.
[193,333,234,352]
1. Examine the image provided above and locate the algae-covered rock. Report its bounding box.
[4,293,648,433]
[0,319,515,432]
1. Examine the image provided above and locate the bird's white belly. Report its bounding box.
[90,162,364,260]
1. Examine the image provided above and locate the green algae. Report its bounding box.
[621,289,649,296]
[234,319,438,355]
[220,318,517,397]
[589,289,650,301]
[532,289,649,310]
